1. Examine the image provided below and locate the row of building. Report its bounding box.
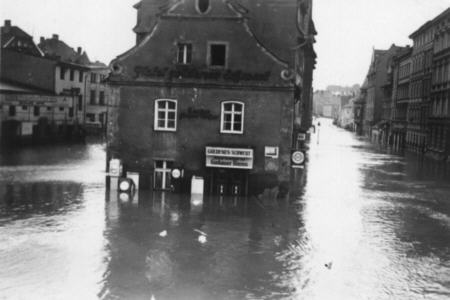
[0,20,109,144]
[350,8,450,162]
[106,0,316,195]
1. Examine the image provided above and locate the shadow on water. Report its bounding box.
[99,183,307,299]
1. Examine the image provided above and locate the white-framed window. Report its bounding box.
[154,99,177,131]
[177,43,192,64]
[220,101,244,134]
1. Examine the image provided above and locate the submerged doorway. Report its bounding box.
[154,160,173,190]
[210,169,248,196]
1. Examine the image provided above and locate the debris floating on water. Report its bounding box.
[194,229,207,236]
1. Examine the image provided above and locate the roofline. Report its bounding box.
[0,78,56,95]
[57,61,91,70]
[409,7,450,38]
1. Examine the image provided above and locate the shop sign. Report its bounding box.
[297,133,306,141]
[206,147,253,169]
[264,146,279,158]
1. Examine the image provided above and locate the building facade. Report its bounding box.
[362,45,407,142]
[408,22,434,153]
[0,21,86,143]
[0,21,110,144]
[107,0,315,194]
[429,9,450,160]
[85,66,110,133]
[391,47,413,151]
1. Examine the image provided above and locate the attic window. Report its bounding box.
[208,43,227,67]
[197,0,210,14]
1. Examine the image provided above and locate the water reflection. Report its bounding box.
[0,126,449,299]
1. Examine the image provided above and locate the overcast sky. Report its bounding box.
[1,0,449,90]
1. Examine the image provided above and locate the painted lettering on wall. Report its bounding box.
[180,107,219,120]
[134,66,271,82]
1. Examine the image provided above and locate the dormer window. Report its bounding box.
[196,0,210,14]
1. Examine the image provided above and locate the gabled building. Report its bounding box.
[107,0,315,194]
[362,45,407,141]
[1,20,42,57]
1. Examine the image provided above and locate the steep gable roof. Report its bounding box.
[38,35,91,65]
[1,20,43,56]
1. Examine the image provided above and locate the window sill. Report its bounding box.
[154,128,177,132]
[220,130,244,135]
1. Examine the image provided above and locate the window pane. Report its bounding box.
[233,122,242,132]
[224,113,232,122]
[155,160,164,168]
[210,44,226,66]
[234,104,243,112]
[158,101,165,109]
[168,101,176,109]
[186,44,192,63]
[158,120,165,128]
[158,111,165,120]
[154,172,163,189]
[234,114,242,123]
[167,120,175,128]
[224,122,232,130]
[168,111,176,120]
[224,103,232,111]
[177,44,184,63]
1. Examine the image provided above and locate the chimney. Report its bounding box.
[52,34,59,40]
[4,20,11,32]
[77,47,82,54]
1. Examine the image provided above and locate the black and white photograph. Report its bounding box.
[0,0,449,299]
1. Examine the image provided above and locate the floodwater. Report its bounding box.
[0,119,449,300]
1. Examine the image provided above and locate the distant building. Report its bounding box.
[0,21,86,144]
[391,46,413,151]
[0,20,110,144]
[85,65,110,133]
[0,81,75,144]
[107,0,316,194]
[353,79,367,136]
[313,90,340,118]
[408,20,434,153]
[38,35,110,134]
[362,45,407,142]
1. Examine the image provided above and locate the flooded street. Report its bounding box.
[1,119,450,300]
